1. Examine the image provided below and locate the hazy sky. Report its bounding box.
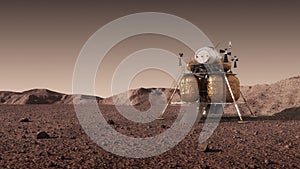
[0,0,299,97]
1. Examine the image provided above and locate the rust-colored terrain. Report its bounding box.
[0,76,299,168]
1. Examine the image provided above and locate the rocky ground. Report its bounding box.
[0,104,299,168]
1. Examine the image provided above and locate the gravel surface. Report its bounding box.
[0,105,299,168]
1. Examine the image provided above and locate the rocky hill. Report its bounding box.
[101,88,180,106]
[102,76,300,116]
[237,76,300,115]
[0,89,103,105]
[0,76,299,116]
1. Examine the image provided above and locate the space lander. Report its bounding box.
[159,42,255,121]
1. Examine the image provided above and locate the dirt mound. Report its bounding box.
[0,91,19,103]
[0,76,299,115]
[237,76,300,115]
[103,76,300,116]
[0,89,64,104]
[0,89,103,105]
[57,94,103,104]
[101,88,180,106]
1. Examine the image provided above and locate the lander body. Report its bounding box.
[160,42,254,121]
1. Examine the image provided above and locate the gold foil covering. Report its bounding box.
[186,60,198,71]
[226,75,240,102]
[179,73,199,102]
[220,58,232,71]
[207,75,225,102]
[207,74,240,102]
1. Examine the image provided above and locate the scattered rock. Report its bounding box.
[20,118,30,122]
[107,119,115,125]
[264,159,270,165]
[233,135,240,139]
[47,151,53,156]
[161,124,168,129]
[36,131,50,139]
[48,161,59,168]
[248,164,258,169]
[60,155,71,160]
[174,163,181,167]
[284,143,293,149]
[198,143,209,152]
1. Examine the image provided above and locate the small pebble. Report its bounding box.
[36,131,50,139]
[107,119,115,125]
[198,143,209,152]
[264,159,269,164]
[20,118,30,122]
[161,124,168,129]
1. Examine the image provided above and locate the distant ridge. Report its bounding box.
[0,76,299,116]
[101,88,180,106]
[0,89,103,104]
[228,76,300,115]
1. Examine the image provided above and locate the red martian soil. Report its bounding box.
[0,76,299,168]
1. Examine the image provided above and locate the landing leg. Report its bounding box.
[157,77,182,120]
[157,69,184,120]
[240,91,257,117]
[224,75,243,121]
[197,103,208,123]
